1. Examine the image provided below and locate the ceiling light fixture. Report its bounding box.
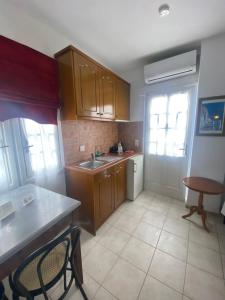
[158,4,170,17]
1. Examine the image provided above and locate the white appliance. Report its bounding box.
[127,154,144,200]
[144,50,197,84]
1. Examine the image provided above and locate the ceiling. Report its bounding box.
[9,0,225,73]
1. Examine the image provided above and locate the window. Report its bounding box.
[0,118,62,193]
[148,92,189,157]
[20,119,61,177]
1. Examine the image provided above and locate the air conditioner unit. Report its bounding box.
[144,50,197,85]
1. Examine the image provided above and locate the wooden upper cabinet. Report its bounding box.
[115,79,130,121]
[74,53,100,118]
[55,46,130,121]
[99,70,116,119]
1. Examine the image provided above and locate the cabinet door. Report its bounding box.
[114,162,127,209]
[100,70,116,119]
[74,53,100,118]
[94,168,114,227]
[116,79,130,120]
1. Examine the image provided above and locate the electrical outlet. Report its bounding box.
[134,139,139,147]
[79,145,85,152]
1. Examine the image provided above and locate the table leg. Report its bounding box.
[198,192,209,232]
[182,192,209,232]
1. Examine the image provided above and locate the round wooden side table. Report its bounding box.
[182,176,225,232]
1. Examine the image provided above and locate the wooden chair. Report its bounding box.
[9,225,88,300]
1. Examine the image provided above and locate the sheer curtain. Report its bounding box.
[0,118,65,195]
[19,119,65,193]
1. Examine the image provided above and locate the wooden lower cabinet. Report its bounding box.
[94,167,115,228]
[65,161,127,235]
[114,161,127,209]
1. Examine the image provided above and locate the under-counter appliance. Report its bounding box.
[127,154,144,200]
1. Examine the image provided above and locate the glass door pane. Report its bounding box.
[148,92,189,157]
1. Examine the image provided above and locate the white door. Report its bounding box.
[145,89,194,200]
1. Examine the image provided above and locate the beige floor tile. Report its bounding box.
[163,217,189,239]
[188,241,223,278]
[183,297,192,300]
[92,222,111,242]
[189,227,219,251]
[114,212,140,234]
[171,199,186,208]
[149,249,186,293]
[134,195,154,209]
[106,210,122,225]
[216,223,225,236]
[133,222,161,247]
[83,244,118,284]
[122,204,147,219]
[149,200,170,215]
[120,237,155,272]
[98,227,130,254]
[139,276,182,300]
[94,287,117,300]
[221,254,225,278]
[168,205,189,220]
[103,258,145,300]
[80,229,97,258]
[157,231,188,261]
[190,217,217,233]
[219,234,225,254]
[184,264,225,300]
[142,209,166,229]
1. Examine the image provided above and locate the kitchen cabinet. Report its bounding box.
[74,53,100,118]
[55,45,130,121]
[99,70,116,119]
[114,161,127,209]
[115,79,130,121]
[65,160,127,235]
[94,167,115,227]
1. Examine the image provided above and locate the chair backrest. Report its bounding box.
[11,225,81,299]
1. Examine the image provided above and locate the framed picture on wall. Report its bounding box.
[196,96,225,136]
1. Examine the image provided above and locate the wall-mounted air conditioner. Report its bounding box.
[144,50,197,85]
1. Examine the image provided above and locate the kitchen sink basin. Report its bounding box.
[78,160,107,169]
[96,156,123,163]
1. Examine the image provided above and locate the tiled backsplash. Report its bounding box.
[61,120,144,165]
[118,121,144,152]
[61,120,118,164]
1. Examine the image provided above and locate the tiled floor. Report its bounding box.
[4,190,225,300]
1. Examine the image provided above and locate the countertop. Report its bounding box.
[0,184,80,264]
[65,152,142,175]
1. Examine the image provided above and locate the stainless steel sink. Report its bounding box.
[96,156,123,163]
[78,160,107,170]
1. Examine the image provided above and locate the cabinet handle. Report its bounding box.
[100,113,104,116]
[102,76,105,79]
[97,112,100,115]
[104,174,111,178]
[116,170,120,174]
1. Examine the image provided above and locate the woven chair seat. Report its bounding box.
[18,243,66,291]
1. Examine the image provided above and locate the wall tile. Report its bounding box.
[61,120,119,164]
[118,121,144,152]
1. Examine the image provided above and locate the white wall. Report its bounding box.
[188,33,225,212]
[0,0,72,58]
